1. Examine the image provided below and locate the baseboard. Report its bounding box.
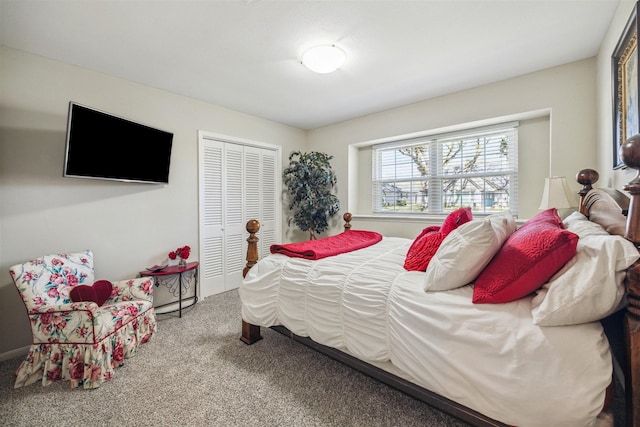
[0,345,29,362]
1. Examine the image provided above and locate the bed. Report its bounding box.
[239,158,640,426]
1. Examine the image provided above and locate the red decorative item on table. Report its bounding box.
[169,245,191,267]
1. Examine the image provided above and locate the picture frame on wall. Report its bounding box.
[612,1,639,169]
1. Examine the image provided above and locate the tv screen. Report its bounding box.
[64,102,173,184]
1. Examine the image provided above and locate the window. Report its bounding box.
[372,122,518,215]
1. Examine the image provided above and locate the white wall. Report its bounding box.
[307,58,598,238]
[596,0,639,189]
[0,46,305,358]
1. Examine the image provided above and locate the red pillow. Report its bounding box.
[70,280,113,307]
[440,207,473,234]
[403,225,441,271]
[520,207,564,228]
[472,209,578,304]
[404,207,473,271]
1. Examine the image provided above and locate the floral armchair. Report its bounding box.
[9,250,157,389]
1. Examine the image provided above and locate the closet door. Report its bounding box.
[222,143,246,292]
[244,146,278,256]
[199,139,226,296]
[198,133,280,298]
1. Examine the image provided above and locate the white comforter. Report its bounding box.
[240,237,611,427]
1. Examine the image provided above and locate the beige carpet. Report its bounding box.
[0,289,471,426]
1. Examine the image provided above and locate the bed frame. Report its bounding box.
[241,157,640,426]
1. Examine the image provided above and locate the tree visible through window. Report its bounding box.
[372,123,518,215]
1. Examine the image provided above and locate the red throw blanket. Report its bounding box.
[270,230,383,260]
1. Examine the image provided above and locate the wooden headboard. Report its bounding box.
[577,134,640,425]
[577,170,639,425]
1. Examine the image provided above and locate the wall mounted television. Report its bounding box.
[64,102,174,184]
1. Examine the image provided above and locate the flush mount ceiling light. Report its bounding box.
[300,44,346,74]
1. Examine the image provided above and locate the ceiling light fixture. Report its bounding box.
[300,44,346,74]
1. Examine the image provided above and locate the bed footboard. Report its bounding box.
[241,219,263,344]
[240,320,262,345]
[240,213,354,345]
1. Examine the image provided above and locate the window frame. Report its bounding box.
[371,122,519,216]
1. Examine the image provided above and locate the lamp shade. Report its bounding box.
[301,45,346,74]
[539,176,578,209]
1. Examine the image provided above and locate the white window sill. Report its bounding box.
[350,212,525,226]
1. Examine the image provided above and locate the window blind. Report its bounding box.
[372,123,518,215]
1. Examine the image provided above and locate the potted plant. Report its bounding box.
[283,151,340,240]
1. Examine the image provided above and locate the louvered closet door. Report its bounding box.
[244,146,278,256]
[199,139,225,296]
[222,143,246,292]
[199,133,280,298]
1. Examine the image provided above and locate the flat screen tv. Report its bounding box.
[64,102,173,184]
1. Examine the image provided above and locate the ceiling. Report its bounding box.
[0,0,620,130]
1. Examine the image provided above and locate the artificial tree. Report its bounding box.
[283,151,340,240]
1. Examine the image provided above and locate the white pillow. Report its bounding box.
[530,213,639,326]
[424,211,516,291]
[562,211,609,237]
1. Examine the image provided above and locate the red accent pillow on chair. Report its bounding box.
[404,207,473,271]
[70,280,113,307]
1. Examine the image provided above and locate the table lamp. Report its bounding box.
[539,176,578,214]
